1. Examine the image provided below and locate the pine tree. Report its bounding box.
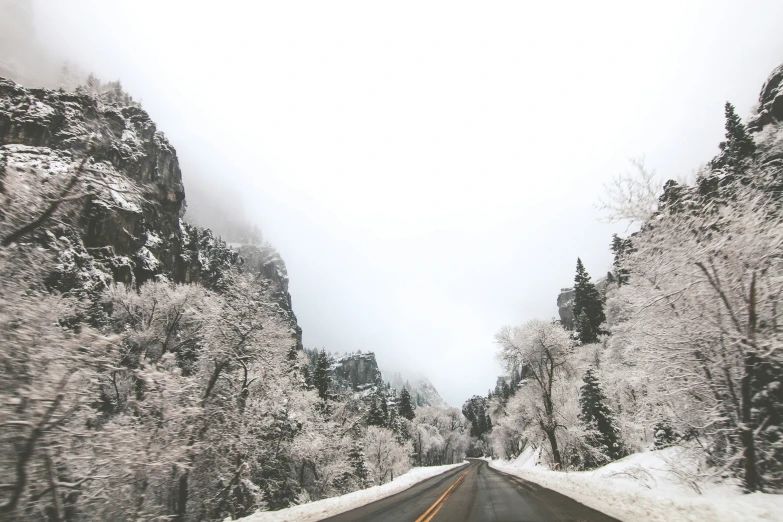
[653,422,679,449]
[462,395,492,438]
[711,102,756,172]
[366,395,387,427]
[579,369,623,467]
[573,258,606,344]
[609,235,632,286]
[313,349,331,399]
[501,380,511,400]
[398,387,415,421]
[348,439,370,488]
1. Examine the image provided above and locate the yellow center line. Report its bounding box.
[414,467,470,522]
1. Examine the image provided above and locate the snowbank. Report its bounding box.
[489,448,783,522]
[235,462,468,522]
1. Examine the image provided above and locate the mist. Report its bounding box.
[5,0,783,406]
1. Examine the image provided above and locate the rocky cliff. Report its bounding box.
[0,77,301,342]
[327,351,447,406]
[748,62,783,167]
[557,287,576,330]
[331,352,384,391]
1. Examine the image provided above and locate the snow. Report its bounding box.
[489,449,783,522]
[110,189,141,213]
[136,247,160,271]
[233,462,468,522]
[145,230,162,248]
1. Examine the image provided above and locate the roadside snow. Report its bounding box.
[489,448,783,522]
[234,462,468,522]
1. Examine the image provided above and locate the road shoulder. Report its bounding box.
[235,462,469,522]
[488,456,783,522]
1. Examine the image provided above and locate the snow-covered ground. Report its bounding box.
[489,448,783,522]
[234,462,468,522]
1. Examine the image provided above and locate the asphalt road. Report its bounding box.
[322,459,619,522]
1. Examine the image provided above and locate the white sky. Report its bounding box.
[26,0,783,406]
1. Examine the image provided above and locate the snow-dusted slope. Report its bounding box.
[489,449,783,522]
[388,372,447,407]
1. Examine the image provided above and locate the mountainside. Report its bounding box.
[0,77,319,519]
[748,62,783,167]
[313,350,447,408]
[485,61,783,503]
[0,76,300,341]
[388,371,447,408]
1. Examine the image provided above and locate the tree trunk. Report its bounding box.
[173,471,188,522]
[741,273,759,492]
[545,429,562,469]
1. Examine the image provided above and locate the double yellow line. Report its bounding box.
[414,467,470,522]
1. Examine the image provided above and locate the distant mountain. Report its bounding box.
[305,350,447,407]
[388,371,447,408]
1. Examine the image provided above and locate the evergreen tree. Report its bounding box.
[313,349,331,400]
[348,439,370,488]
[573,258,606,344]
[579,369,623,467]
[710,101,757,172]
[501,380,511,400]
[367,395,387,427]
[700,102,758,200]
[398,387,415,421]
[609,235,632,286]
[653,422,679,450]
[462,395,492,438]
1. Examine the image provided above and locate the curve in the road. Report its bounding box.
[322,459,620,522]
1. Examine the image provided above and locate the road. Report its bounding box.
[322,459,619,522]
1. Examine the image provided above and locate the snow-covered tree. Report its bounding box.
[579,368,623,467]
[0,248,115,518]
[363,427,412,485]
[608,163,783,492]
[495,320,573,469]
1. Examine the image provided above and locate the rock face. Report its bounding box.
[332,352,383,390]
[0,77,302,345]
[0,77,184,285]
[748,63,783,133]
[238,243,302,348]
[557,287,576,330]
[748,63,783,168]
[332,352,384,391]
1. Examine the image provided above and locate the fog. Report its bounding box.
[4,0,783,406]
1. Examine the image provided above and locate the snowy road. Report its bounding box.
[322,459,619,522]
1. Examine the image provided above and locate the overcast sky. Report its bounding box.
[18,0,783,405]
